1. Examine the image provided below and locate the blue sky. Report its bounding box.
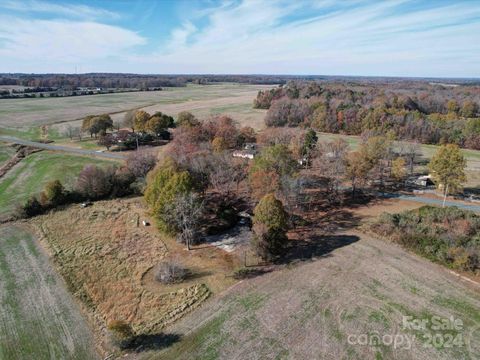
[0,0,479,77]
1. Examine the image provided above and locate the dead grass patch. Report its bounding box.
[27,198,242,350]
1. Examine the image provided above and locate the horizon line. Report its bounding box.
[2,72,480,81]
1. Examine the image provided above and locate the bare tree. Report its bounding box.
[125,149,157,179]
[123,110,137,132]
[398,141,420,176]
[277,175,305,213]
[314,138,348,203]
[209,154,246,198]
[168,193,204,250]
[98,133,115,150]
[366,136,394,191]
[72,126,82,141]
[62,124,81,140]
[75,165,115,199]
[113,120,122,131]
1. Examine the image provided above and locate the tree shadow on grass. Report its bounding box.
[129,333,181,353]
[320,208,362,231]
[184,270,214,281]
[283,234,360,263]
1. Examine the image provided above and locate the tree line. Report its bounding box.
[0,73,289,89]
[257,80,480,150]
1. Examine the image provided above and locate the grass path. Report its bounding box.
[0,225,98,359]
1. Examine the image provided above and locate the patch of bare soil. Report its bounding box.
[350,198,423,221]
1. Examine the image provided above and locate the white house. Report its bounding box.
[233,150,256,159]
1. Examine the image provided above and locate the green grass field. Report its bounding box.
[0,151,113,218]
[0,225,98,359]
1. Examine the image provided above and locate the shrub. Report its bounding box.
[23,196,43,217]
[107,320,135,349]
[177,111,200,128]
[75,165,115,200]
[252,194,289,261]
[369,206,480,273]
[233,267,266,279]
[211,136,228,153]
[448,247,479,272]
[42,179,65,206]
[111,167,136,197]
[125,150,157,179]
[155,260,188,284]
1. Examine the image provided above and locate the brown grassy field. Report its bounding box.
[146,200,480,360]
[0,83,270,130]
[109,93,267,130]
[28,197,241,353]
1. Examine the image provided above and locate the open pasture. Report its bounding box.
[154,227,480,360]
[0,150,113,219]
[0,83,270,130]
[109,92,267,130]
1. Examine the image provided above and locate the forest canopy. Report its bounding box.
[257,80,480,150]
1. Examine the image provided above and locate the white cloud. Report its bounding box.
[0,0,119,20]
[142,0,480,77]
[168,21,197,51]
[0,0,479,76]
[0,17,146,64]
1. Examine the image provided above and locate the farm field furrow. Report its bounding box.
[0,225,98,360]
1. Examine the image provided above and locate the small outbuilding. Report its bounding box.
[415,175,435,187]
